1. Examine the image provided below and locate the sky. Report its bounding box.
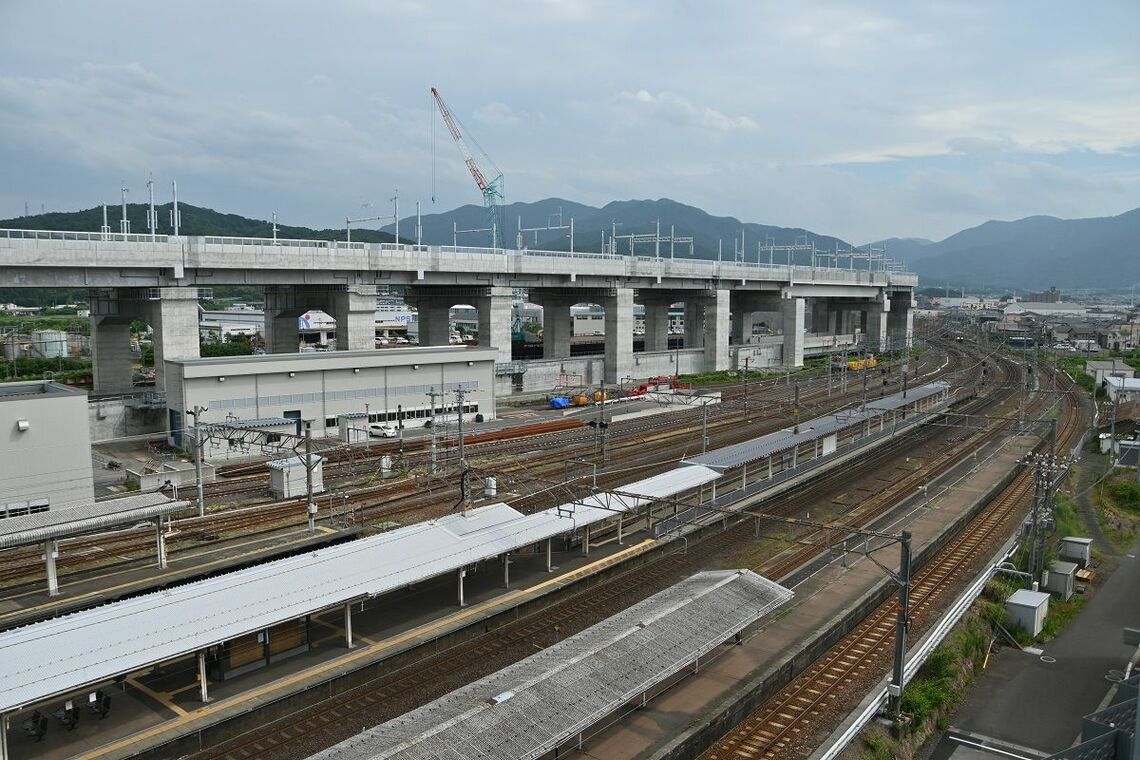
[1,1,1137,243]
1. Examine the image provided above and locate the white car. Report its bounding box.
[368,423,399,438]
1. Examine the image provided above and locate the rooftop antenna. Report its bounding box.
[146,173,158,241]
[119,181,130,235]
[169,180,181,236]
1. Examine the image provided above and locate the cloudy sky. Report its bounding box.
[1,1,1137,242]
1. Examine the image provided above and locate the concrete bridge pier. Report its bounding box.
[887,291,915,348]
[89,287,201,393]
[474,287,514,365]
[782,296,806,367]
[333,285,381,352]
[142,289,201,391]
[700,290,730,372]
[640,295,674,353]
[536,295,574,360]
[90,314,136,393]
[863,296,890,353]
[602,288,634,383]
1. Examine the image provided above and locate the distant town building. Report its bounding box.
[1028,286,1062,303]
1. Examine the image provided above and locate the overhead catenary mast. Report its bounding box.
[119,181,130,235]
[146,173,158,241]
[430,86,504,248]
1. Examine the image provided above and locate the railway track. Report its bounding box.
[182,338,1022,760]
[0,343,958,594]
[699,357,1082,760]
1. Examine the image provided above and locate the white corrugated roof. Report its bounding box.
[683,383,949,471]
[0,493,187,550]
[0,466,719,713]
[266,455,325,471]
[308,570,792,760]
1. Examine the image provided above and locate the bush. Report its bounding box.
[901,678,953,724]
[1106,480,1140,512]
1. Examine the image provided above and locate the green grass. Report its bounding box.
[1053,492,1083,540]
[1039,595,1087,640]
[1093,471,1140,551]
[898,616,990,726]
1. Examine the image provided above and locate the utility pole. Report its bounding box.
[364,402,371,451]
[599,377,608,462]
[272,212,279,245]
[888,530,913,720]
[186,405,208,517]
[702,396,711,452]
[793,382,801,434]
[426,386,441,473]
[305,421,316,533]
[454,385,468,462]
[743,356,751,416]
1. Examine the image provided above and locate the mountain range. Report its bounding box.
[4,200,1137,290]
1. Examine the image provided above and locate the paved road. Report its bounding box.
[932,533,1140,758]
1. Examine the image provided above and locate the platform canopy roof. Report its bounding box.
[308,570,792,760]
[0,465,719,713]
[683,382,950,472]
[0,492,187,551]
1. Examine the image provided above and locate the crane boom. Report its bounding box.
[430,86,503,247]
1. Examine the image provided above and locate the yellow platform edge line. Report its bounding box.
[71,537,658,760]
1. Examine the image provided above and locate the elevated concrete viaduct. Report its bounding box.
[0,231,916,392]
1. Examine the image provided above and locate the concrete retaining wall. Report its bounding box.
[88,397,167,442]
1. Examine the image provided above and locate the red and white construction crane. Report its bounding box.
[430,86,504,247]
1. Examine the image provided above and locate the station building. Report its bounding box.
[163,346,497,448]
[0,380,95,514]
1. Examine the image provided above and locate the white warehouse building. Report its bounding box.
[163,346,497,449]
[0,380,95,513]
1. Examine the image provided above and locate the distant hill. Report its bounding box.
[5,198,1137,291]
[866,237,935,264]
[0,203,407,244]
[385,197,850,259]
[911,208,1140,289]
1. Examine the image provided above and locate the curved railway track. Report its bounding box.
[700,356,1082,760]
[183,338,1032,760]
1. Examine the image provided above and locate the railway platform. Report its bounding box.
[0,524,357,632]
[573,432,1042,760]
[1,525,661,760]
[0,383,959,760]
